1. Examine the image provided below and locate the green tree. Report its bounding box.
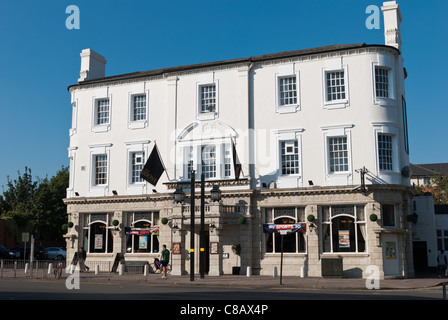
[0,166,69,242]
[431,174,448,205]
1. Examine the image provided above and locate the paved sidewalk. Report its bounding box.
[74,272,446,291]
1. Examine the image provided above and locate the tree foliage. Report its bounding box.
[431,174,448,205]
[0,166,69,241]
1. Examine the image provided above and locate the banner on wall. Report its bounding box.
[262,223,306,233]
[125,227,159,236]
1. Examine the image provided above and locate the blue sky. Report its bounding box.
[0,0,446,192]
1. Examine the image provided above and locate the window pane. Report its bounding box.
[328,137,348,173]
[96,99,109,125]
[382,204,395,227]
[200,85,216,113]
[281,141,299,175]
[95,155,107,185]
[375,67,389,98]
[279,76,297,106]
[133,95,146,121]
[201,145,216,178]
[378,134,393,171]
[326,71,346,101]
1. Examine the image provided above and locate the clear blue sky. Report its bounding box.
[0,0,446,192]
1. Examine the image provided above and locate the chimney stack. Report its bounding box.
[381,1,402,51]
[78,49,107,82]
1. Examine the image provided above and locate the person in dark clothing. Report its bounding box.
[79,247,90,272]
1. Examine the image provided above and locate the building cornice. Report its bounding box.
[67,44,400,93]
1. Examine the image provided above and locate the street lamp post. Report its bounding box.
[200,173,205,279]
[190,170,195,281]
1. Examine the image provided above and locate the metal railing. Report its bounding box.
[0,258,167,281]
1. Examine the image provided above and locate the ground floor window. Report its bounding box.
[125,212,160,253]
[265,207,306,253]
[321,205,366,253]
[82,213,113,253]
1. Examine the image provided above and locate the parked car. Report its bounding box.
[45,247,66,260]
[11,245,48,260]
[0,244,20,259]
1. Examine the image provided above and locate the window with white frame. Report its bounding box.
[89,144,111,195]
[96,99,110,125]
[131,152,145,183]
[326,71,346,102]
[82,213,113,253]
[224,144,232,178]
[375,67,389,98]
[201,145,216,179]
[373,124,399,175]
[378,133,393,171]
[321,205,366,253]
[328,137,349,173]
[125,212,159,253]
[132,94,147,121]
[181,142,234,180]
[200,84,216,113]
[265,207,306,253]
[94,154,108,185]
[281,141,299,175]
[279,76,297,106]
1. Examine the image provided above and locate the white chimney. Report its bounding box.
[78,49,107,82]
[381,1,402,51]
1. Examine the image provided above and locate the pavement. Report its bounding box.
[72,271,447,291]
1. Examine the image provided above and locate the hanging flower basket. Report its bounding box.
[307,214,315,222]
[406,214,418,224]
[112,219,119,227]
[67,222,74,228]
[62,224,68,232]
[238,217,246,224]
[161,217,169,225]
[369,214,378,222]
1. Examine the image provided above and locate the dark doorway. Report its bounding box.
[413,241,428,273]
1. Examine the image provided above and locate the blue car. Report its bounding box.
[45,247,66,260]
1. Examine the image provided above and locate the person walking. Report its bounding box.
[437,250,447,278]
[79,247,90,272]
[160,244,170,278]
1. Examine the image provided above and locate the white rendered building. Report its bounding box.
[64,1,415,278]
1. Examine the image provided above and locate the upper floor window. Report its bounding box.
[281,141,299,175]
[279,76,297,106]
[196,77,219,120]
[181,142,234,181]
[96,99,110,125]
[275,68,300,114]
[201,145,216,179]
[131,152,145,183]
[326,71,346,102]
[328,136,349,173]
[378,134,393,171]
[94,154,108,186]
[375,67,389,98]
[132,95,147,121]
[322,59,349,109]
[200,84,216,113]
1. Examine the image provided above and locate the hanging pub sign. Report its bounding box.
[263,223,306,233]
[125,226,159,236]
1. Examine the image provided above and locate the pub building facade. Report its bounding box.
[64,1,415,279]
